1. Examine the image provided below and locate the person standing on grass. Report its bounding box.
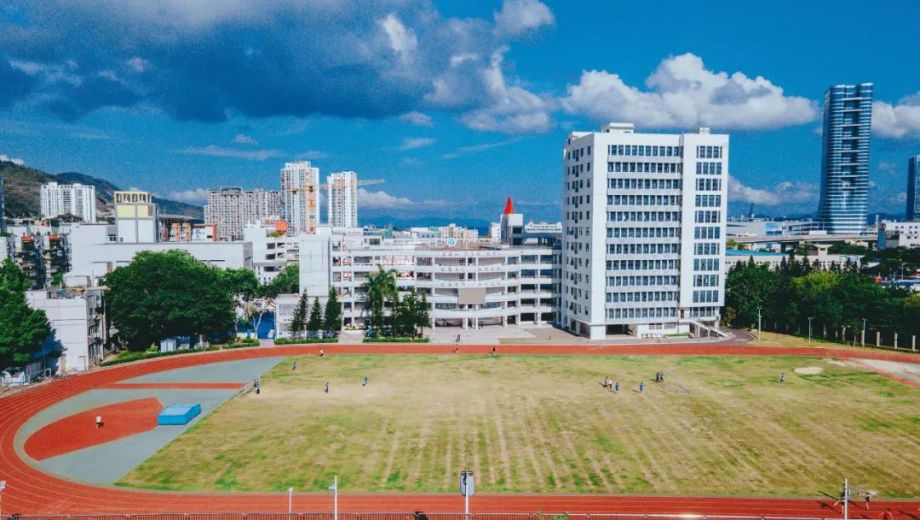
[780,372,785,383]
[292,360,297,371]
[639,381,645,393]
[614,382,620,393]
[363,376,368,386]
[325,382,330,393]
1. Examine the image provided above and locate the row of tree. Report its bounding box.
[289,289,342,338]
[363,267,429,338]
[724,255,920,341]
[0,260,50,369]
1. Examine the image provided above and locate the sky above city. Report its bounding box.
[1,0,920,224]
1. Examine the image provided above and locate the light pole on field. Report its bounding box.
[808,316,814,345]
[288,487,293,516]
[861,318,867,347]
[330,475,338,520]
[757,307,762,342]
[843,478,849,520]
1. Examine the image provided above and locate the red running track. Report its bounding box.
[1,343,919,517]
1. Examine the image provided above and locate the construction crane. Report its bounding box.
[319,178,385,190]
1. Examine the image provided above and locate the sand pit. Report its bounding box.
[794,366,824,375]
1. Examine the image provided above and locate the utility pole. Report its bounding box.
[861,318,867,347]
[844,478,849,520]
[808,316,814,345]
[757,307,762,342]
[330,475,338,520]
[288,487,293,516]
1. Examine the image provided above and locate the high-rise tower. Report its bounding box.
[280,161,320,235]
[817,83,873,234]
[327,171,358,228]
[907,156,920,221]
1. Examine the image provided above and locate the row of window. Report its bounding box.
[695,194,722,208]
[694,226,722,239]
[608,307,677,319]
[607,178,682,190]
[608,144,684,158]
[696,178,722,192]
[566,145,592,161]
[688,306,720,318]
[608,227,680,238]
[608,162,683,174]
[607,275,679,287]
[607,291,677,303]
[694,210,722,224]
[609,195,680,206]
[693,274,720,287]
[607,243,680,255]
[608,211,681,222]
[696,146,723,159]
[693,290,720,303]
[693,258,720,271]
[566,162,592,176]
[694,242,720,255]
[609,259,679,271]
[696,162,723,175]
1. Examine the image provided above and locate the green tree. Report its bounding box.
[363,267,398,337]
[724,259,779,328]
[104,250,235,350]
[307,297,323,335]
[0,260,50,368]
[289,292,308,336]
[261,264,299,298]
[323,288,342,335]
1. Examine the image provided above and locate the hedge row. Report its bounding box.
[100,339,260,367]
[362,337,430,343]
[273,337,338,345]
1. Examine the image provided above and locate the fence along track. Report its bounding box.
[0,513,842,520]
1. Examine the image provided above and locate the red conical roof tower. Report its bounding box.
[503,196,515,215]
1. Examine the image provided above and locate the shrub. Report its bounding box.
[273,337,338,345]
[362,337,430,343]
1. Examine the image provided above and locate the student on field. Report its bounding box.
[96,415,103,429]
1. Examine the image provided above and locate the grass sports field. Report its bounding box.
[119,354,920,497]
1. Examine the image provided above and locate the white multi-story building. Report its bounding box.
[280,161,320,236]
[878,220,920,249]
[204,187,281,241]
[114,190,158,243]
[290,225,560,334]
[26,287,107,373]
[327,171,358,228]
[561,123,728,339]
[40,182,97,223]
[243,221,300,284]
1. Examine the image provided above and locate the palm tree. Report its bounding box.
[363,266,398,337]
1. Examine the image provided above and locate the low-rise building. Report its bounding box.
[290,223,561,334]
[26,287,107,373]
[878,221,920,249]
[243,221,299,284]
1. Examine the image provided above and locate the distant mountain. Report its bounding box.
[0,161,203,219]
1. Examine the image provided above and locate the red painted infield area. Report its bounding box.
[24,397,162,461]
[1,343,918,516]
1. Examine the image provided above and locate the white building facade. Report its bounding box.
[26,288,107,373]
[878,220,920,249]
[204,187,281,241]
[561,123,728,339]
[243,222,299,284]
[115,190,158,243]
[40,182,97,223]
[327,171,358,228]
[280,161,320,236]
[293,228,560,334]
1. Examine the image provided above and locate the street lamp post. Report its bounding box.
[808,316,814,345]
[861,318,867,347]
[288,487,293,516]
[757,307,762,342]
[330,475,338,520]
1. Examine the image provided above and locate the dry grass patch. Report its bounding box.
[119,354,920,497]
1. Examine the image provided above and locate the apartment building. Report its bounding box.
[280,161,320,235]
[561,123,728,339]
[114,190,158,243]
[243,221,299,284]
[40,182,97,223]
[204,187,280,241]
[327,171,358,228]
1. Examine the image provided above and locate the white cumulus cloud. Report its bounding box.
[494,0,555,37]
[178,145,280,161]
[399,137,436,150]
[167,188,210,203]
[232,133,258,145]
[0,153,25,165]
[562,53,818,130]
[358,188,414,209]
[728,176,819,206]
[399,111,434,127]
[872,93,920,138]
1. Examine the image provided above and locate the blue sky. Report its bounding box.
[1,0,919,224]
